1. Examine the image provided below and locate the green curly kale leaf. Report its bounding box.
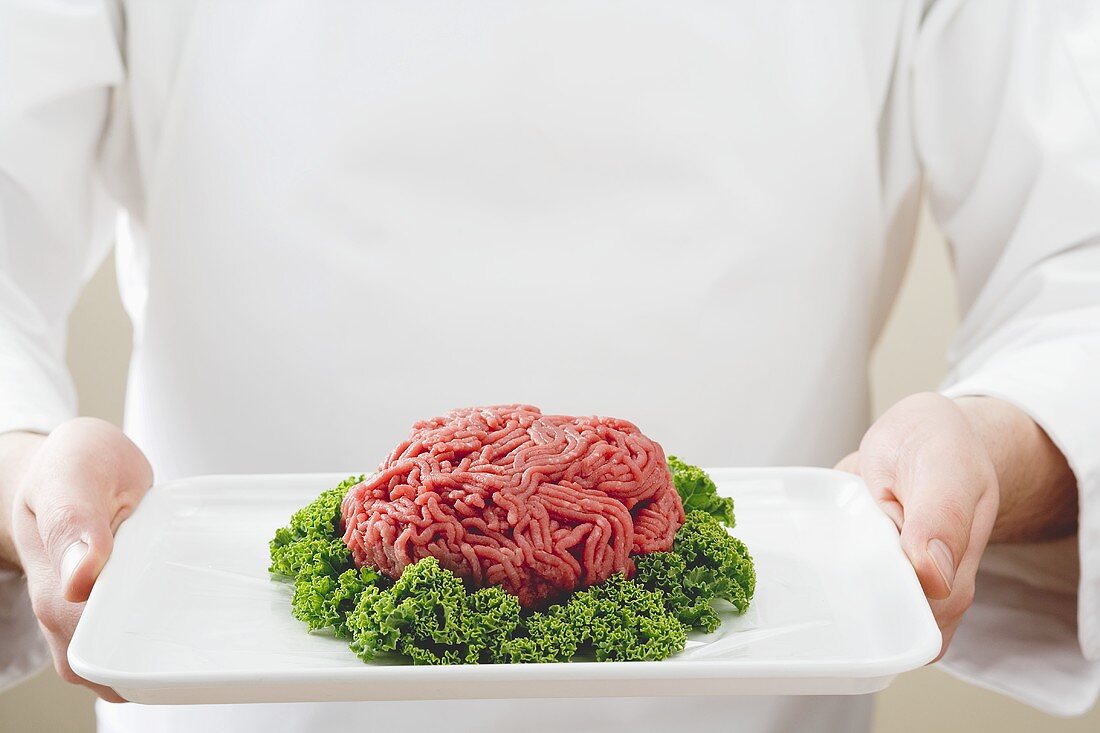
[498,603,582,663]
[269,474,372,637]
[269,474,364,579]
[271,535,351,579]
[344,560,684,665]
[570,574,687,662]
[292,564,386,637]
[633,551,722,632]
[667,456,735,527]
[636,510,756,621]
[346,555,468,663]
[346,557,522,665]
[289,474,364,541]
[465,586,525,663]
[499,574,685,663]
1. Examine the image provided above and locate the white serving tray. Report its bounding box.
[69,468,940,704]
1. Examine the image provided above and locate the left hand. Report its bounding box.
[836,392,1000,658]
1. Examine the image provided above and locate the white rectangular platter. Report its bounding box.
[69,468,940,704]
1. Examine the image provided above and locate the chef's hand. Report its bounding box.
[836,392,1077,658]
[836,394,998,657]
[0,417,153,702]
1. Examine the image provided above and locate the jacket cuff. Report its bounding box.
[0,569,50,694]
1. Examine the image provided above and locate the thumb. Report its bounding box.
[896,483,975,601]
[30,492,118,603]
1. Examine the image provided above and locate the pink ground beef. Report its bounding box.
[341,405,684,607]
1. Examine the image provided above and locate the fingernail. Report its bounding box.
[927,539,955,592]
[60,541,89,589]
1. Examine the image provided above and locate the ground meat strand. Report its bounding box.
[341,405,684,607]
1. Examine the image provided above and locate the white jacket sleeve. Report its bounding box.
[0,0,125,691]
[914,0,1100,716]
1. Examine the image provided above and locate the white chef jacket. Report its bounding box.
[1,0,1099,730]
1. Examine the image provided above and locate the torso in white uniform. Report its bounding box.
[98,1,923,730]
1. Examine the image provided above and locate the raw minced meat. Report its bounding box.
[341,405,684,607]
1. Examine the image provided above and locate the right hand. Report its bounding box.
[4,417,152,701]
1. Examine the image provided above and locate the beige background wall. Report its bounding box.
[1,203,1097,732]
